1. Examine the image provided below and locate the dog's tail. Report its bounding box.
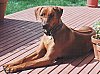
[77,26,96,36]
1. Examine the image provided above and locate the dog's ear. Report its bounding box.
[34,7,43,20]
[53,7,63,18]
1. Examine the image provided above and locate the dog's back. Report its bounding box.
[66,26,96,56]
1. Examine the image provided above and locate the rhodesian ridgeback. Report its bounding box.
[3,6,95,73]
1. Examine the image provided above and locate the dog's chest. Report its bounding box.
[43,36,54,47]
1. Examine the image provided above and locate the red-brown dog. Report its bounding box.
[3,6,95,73]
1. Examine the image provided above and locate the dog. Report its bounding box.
[3,6,95,73]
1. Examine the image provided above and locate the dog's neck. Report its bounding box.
[44,21,63,36]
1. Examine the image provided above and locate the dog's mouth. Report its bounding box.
[43,25,47,29]
[42,24,49,30]
[42,24,52,35]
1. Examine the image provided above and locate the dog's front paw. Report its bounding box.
[3,65,18,73]
[3,63,14,69]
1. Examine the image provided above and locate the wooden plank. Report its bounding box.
[46,59,75,74]
[0,11,35,32]
[0,23,41,47]
[5,8,36,21]
[0,20,21,32]
[64,10,100,29]
[0,41,39,72]
[30,58,74,74]
[0,29,42,58]
[62,7,100,30]
[89,62,100,74]
[29,67,46,74]
[0,31,42,73]
[18,69,33,74]
[50,52,91,74]
[63,8,92,25]
[1,31,39,64]
[67,53,94,74]
[0,43,39,73]
[0,21,38,40]
[79,59,99,74]
[62,7,83,23]
[0,9,36,37]
[0,24,41,48]
[0,34,41,62]
[0,28,40,72]
[0,39,40,65]
[0,25,42,50]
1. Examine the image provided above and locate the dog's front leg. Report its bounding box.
[4,37,46,69]
[6,57,54,73]
[6,45,56,73]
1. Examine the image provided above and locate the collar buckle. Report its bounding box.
[43,23,63,36]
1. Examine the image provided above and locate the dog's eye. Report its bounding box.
[40,13,45,16]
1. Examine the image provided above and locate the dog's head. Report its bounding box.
[35,6,63,30]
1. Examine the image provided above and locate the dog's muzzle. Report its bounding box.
[42,24,48,30]
[42,23,51,35]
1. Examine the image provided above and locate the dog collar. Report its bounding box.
[44,23,63,36]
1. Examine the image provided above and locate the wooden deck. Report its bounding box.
[0,6,100,74]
